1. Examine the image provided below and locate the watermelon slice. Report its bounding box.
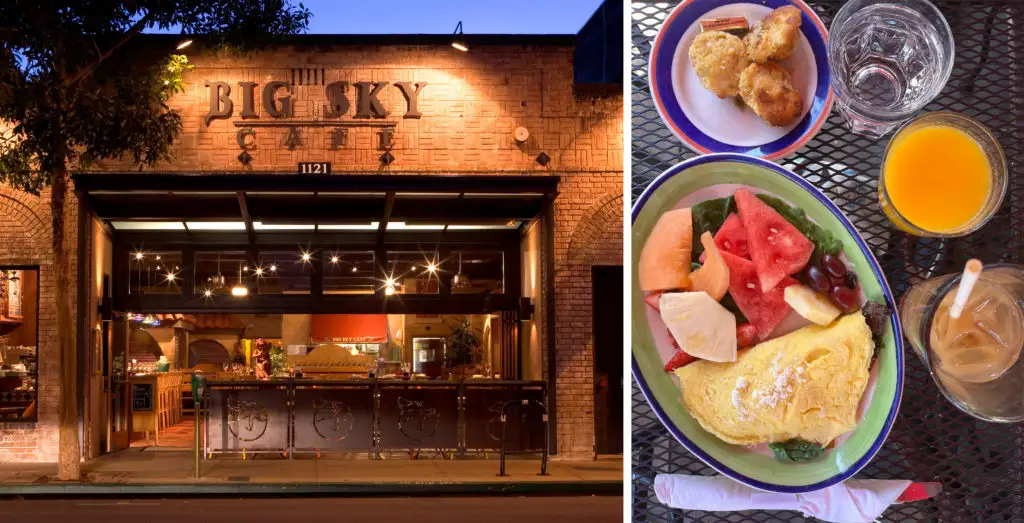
[721,250,797,340]
[736,323,757,348]
[735,190,814,292]
[714,213,750,259]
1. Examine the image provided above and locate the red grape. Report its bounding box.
[844,271,858,289]
[805,265,831,294]
[822,254,847,279]
[829,284,859,313]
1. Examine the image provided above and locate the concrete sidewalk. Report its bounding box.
[0,450,623,496]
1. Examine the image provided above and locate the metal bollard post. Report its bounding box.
[498,406,508,477]
[191,371,207,479]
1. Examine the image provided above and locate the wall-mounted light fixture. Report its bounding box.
[176,39,193,50]
[519,297,535,321]
[451,21,468,52]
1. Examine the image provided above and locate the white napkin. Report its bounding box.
[654,474,911,523]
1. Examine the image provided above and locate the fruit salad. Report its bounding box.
[639,188,867,372]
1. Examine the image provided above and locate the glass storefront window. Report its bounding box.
[257,250,312,295]
[385,250,441,295]
[0,267,38,421]
[194,251,250,296]
[449,250,504,294]
[128,250,183,295]
[323,251,376,295]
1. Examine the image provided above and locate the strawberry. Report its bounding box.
[664,328,697,372]
[736,322,757,348]
[644,291,664,312]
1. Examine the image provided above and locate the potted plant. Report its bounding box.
[444,317,481,379]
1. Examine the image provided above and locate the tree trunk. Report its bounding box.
[52,167,81,481]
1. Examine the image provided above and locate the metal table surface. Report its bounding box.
[630,1,1024,521]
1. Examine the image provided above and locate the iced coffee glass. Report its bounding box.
[900,264,1024,422]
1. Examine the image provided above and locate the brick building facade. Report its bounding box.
[0,36,622,461]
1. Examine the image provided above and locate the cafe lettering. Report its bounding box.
[203,79,428,125]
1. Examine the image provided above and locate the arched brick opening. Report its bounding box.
[553,187,624,457]
[0,187,59,462]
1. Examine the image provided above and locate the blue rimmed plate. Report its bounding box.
[649,0,833,160]
[631,153,903,493]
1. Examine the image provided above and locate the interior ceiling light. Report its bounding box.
[452,253,471,289]
[301,252,312,262]
[255,267,264,276]
[427,263,438,273]
[351,265,358,273]
[385,286,396,296]
[231,263,248,297]
[330,256,339,264]
[270,264,277,272]
[203,289,213,298]
[134,252,144,260]
[451,20,468,52]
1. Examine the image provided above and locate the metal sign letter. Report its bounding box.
[394,82,427,118]
[354,81,389,118]
[323,81,351,118]
[263,81,293,118]
[204,81,233,126]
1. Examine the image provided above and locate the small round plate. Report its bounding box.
[649,0,833,160]
[632,153,903,493]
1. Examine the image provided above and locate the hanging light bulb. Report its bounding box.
[427,262,438,273]
[231,263,248,297]
[451,253,470,288]
[270,264,277,272]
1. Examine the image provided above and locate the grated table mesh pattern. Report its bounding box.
[631,1,1024,521]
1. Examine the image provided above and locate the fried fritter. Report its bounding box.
[744,5,803,64]
[739,62,804,126]
[688,31,750,98]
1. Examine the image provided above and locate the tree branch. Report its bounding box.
[62,12,154,87]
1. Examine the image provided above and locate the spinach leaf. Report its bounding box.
[755,194,843,255]
[690,196,736,260]
[768,439,825,463]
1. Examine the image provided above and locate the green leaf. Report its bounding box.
[768,439,825,462]
[755,194,843,255]
[690,196,736,260]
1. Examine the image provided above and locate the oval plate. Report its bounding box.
[649,0,833,160]
[632,153,904,493]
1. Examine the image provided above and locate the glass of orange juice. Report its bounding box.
[880,111,1007,237]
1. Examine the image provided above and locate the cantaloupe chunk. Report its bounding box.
[690,231,729,301]
[639,208,692,292]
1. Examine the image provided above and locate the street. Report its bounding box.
[0,496,624,522]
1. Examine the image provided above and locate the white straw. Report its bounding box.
[949,259,983,319]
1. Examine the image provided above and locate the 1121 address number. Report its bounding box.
[298,162,331,174]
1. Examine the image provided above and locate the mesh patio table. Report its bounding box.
[631,1,1024,520]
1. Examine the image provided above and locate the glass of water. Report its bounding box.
[827,0,955,138]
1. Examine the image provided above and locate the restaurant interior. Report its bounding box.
[0,268,38,423]
[74,173,556,456]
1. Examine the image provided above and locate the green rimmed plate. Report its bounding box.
[632,153,904,493]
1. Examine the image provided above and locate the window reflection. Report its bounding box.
[258,251,312,295]
[449,250,504,294]
[385,251,441,295]
[324,251,376,295]
[128,251,183,295]
[194,251,250,296]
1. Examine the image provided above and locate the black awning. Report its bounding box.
[72,173,558,230]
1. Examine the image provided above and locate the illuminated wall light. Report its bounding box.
[451,20,468,52]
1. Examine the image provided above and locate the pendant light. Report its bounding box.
[210,254,226,290]
[451,253,470,289]
[231,263,248,297]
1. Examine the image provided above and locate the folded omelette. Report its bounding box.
[674,313,874,447]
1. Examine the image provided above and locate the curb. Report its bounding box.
[0,480,623,498]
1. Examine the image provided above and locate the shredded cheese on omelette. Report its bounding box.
[674,313,874,446]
